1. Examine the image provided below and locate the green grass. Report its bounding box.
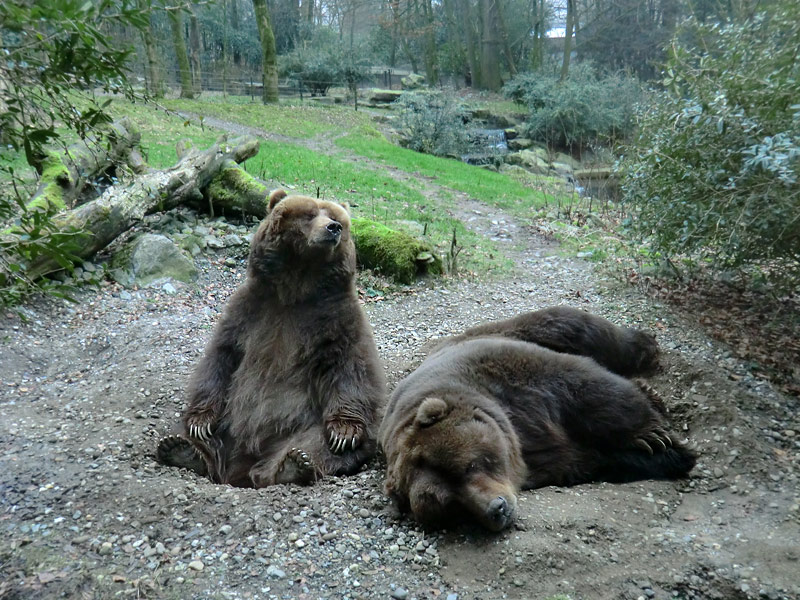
[335,127,552,217]
[161,97,373,139]
[246,139,511,276]
[106,100,222,168]
[472,98,528,117]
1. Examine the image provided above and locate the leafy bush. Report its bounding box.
[393,92,469,157]
[279,48,343,96]
[619,6,800,283]
[503,63,642,150]
[279,35,371,97]
[1,0,146,307]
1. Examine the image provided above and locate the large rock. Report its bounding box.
[111,233,197,287]
[508,137,534,151]
[505,149,551,175]
[368,89,403,104]
[553,152,581,170]
[401,73,425,89]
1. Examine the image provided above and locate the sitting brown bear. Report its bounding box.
[157,190,386,487]
[379,307,695,531]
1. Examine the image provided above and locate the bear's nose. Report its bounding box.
[326,221,343,235]
[487,496,512,527]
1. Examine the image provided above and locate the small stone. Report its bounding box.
[359,508,370,518]
[272,512,282,522]
[99,542,113,555]
[294,540,305,548]
[188,560,204,571]
[219,525,232,535]
[391,588,409,600]
[266,565,286,579]
[288,532,298,542]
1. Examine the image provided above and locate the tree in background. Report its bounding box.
[167,5,194,98]
[139,0,165,97]
[252,0,280,102]
[576,0,679,80]
[478,0,503,91]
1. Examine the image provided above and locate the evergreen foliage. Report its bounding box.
[619,6,800,283]
[503,63,642,150]
[393,92,469,157]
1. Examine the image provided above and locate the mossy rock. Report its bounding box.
[351,218,442,284]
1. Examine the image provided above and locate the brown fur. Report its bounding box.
[380,308,694,531]
[158,190,386,487]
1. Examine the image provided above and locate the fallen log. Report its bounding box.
[27,135,259,280]
[28,118,142,212]
[203,159,270,218]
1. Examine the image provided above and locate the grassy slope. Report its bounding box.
[1,97,573,278]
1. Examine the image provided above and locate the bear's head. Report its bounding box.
[384,395,526,532]
[248,189,355,282]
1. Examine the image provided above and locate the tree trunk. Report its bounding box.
[530,0,545,70]
[231,0,242,65]
[421,0,439,85]
[496,0,517,76]
[27,137,260,280]
[461,0,481,87]
[479,0,503,91]
[188,6,203,96]
[140,3,164,98]
[168,8,194,99]
[560,0,575,82]
[389,0,400,68]
[28,119,142,212]
[252,0,280,103]
[304,0,314,26]
[442,0,467,86]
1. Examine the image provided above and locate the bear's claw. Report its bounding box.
[156,435,208,476]
[326,420,364,454]
[274,447,316,485]
[188,423,213,441]
[633,428,673,455]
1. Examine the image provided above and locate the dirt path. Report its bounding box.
[1,119,798,600]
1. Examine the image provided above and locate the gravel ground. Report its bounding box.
[2,195,799,600]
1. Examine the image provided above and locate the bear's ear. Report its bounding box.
[338,201,351,214]
[268,189,288,212]
[415,397,449,427]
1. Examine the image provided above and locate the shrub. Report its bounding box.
[393,91,469,157]
[502,63,642,150]
[618,6,800,284]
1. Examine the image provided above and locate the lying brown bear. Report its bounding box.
[157,190,386,487]
[379,307,696,531]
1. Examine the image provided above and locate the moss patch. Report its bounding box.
[351,218,442,284]
[206,162,270,217]
[27,154,71,211]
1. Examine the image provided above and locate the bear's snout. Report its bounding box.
[326,221,343,236]
[486,495,514,531]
